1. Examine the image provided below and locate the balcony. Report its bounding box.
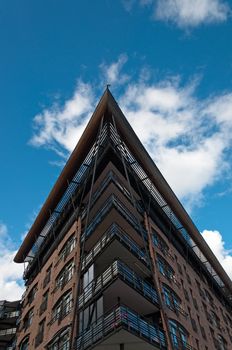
[0,327,16,342]
[79,260,159,315]
[81,194,147,247]
[82,223,150,277]
[77,305,166,350]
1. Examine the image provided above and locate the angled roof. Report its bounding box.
[14,88,232,295]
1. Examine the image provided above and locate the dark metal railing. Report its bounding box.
[0,328,16,336]
[83,194,147,240]
[23,123,108,270]
[79,260,159,308]
[82,223,149,270]
[77,304,166,349]
[110,122,228,297]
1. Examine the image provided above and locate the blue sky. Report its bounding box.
[0,0,232,299]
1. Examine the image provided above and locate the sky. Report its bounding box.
[0,0,232,300]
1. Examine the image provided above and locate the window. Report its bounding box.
[58,235,76,262]
[162,285,185,316]
[20,337,29,350]
[35,319,45,347]
[24,308,34,329]
[169,320,189,349]
[27,284,37,304]
[152,230,169,255]
[217,335,227,350]
[51,291,72,323]
[48,329,70,350]
[79,296,103,333]
[39,291,49,315]
[56,260,75,290]
[210,310,221,328]
[43,265,52,288]
[157,255,174,281]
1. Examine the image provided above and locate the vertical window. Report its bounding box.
[169,320,189,348]
[20,337,29,350]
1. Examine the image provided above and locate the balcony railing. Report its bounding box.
[1,310,20,319]
[83,194,147,241]
[0,328,16,336]
[77,305,166,349]
[79,260,159,308]
[81,169,144,222]
[82,223,149,270]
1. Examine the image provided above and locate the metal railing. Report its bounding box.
[77,304,166,349]
[23,122,108,270]
[0,328,16,336]
[84,194,147,240]
[79,260,159,308]
[1,310,20,319]
[109,121,230,300]
[82,223,149,270]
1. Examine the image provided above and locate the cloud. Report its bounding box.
[0,222,25,301]
[154,0,230,28]
[122,0,230,28]
[202,229,232,278]
[30,81,95,155]
[119,79,232,210]
[100,54,129,86]
[30,59,232,211]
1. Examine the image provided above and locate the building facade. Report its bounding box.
[15,89,232,350]
[0,300,20,350]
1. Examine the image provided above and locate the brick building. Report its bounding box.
[14,89,232,350]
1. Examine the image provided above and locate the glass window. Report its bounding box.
[52,291,72,323]
[20,337,29,350]
[48,330,70,350]
[59,235,76,262]
[56,260,75,289]
[157,255,174,280]
[169,320,189,349]
[163,285,181,312]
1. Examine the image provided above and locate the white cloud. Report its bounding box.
[30,60,232,211]
[30,81,95,155]
[100,54,129,86]
[0,222,25,301]
[119,80,232,210]
[154,0,230,28]
[122,0,230,28]
[202,229,232,278]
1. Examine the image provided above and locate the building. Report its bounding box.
[0,300,20,350]
[14,89,232,350]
